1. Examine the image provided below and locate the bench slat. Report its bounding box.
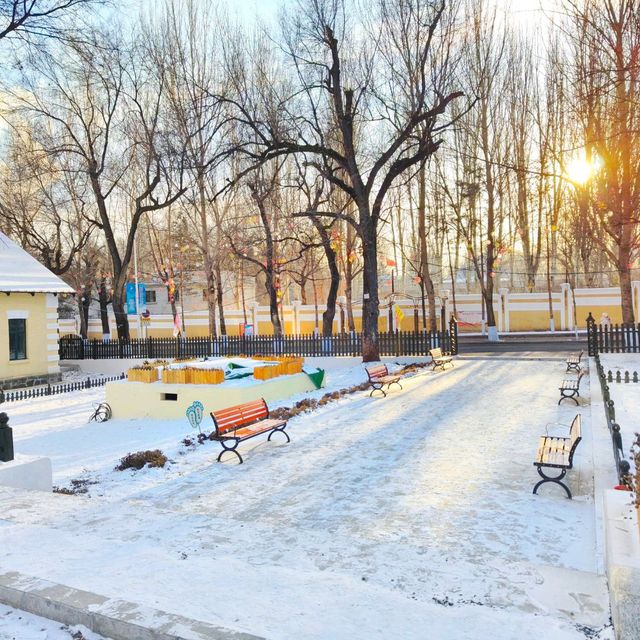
[534,415,582,469]
[222,419,287,440]
[212,398,269,436]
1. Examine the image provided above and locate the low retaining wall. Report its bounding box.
[0,373,62,390]
[0,456,52,492]
[0,571,264,640]
[106,371,322,420]
[603,491,640,640]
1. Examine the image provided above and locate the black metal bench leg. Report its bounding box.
[217,440,243,464]
[370,384,386,398]
[268,426,290,443]
[533,467,572,499]
[392,381,402,391]
[558,391,579,406]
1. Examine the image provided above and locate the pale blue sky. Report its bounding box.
[117,0,556,27]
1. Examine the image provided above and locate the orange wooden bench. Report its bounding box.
[365,364,402,397]
[210,398,289,464]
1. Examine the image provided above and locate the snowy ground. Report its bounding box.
[0,603,104,640]
[0,356,613,640]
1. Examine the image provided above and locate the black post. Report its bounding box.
[586,312,597,356]
[0,412,14,462]
[449,316,458,355]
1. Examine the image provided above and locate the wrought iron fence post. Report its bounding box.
[449,316,458,355]
[586,312,597,356]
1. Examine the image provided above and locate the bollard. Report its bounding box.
[0,412,14,462]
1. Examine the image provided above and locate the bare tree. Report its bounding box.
[7,29,189,339]
[222,0,465,360]
[564,0,640,323]
[158,0,228,336]
[0,125,94,274]
[0,0,99,43]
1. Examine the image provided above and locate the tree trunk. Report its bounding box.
[78,285,91,339]
[215,261,227,335]
[360,214,380,362]
[317,228,340,337]
[418,163,438,331]
[480,99,499,340]
[112,298,129,340]
[619,261,634,325]
[197,171,218,337]
[267,275,283,335]
[299,278,308,305]
[344,224,356,332]
[98,278,111,337]
[345,275,355,332]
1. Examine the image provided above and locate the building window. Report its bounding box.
[9,318,26,361]
[147,290,157,304]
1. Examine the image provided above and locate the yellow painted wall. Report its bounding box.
[0,293,55,381]
[508,309,555,331]
[70,286,640,337]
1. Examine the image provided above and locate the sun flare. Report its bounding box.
[565,155,601,185]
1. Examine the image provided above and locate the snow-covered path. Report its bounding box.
[0,356,611,639]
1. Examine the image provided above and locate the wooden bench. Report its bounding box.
[210,398,289,464]
[429,347,454,371]
[533,414,582,498]
[366,364,402,397]
[558,370,586,405]
[565,350,584,373]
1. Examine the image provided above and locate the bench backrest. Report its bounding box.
[211,398,269,436]
[567,414,582,466]
[577,370,586,387]
[366,364,388,380]
[430,348,443,358]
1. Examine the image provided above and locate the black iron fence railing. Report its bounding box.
[60,321,459,361]
[593,352,632,486]
[0,374,126,404]
[587,312,640,355]
[605,369,640,384]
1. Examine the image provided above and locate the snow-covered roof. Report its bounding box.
[0,232,74,294]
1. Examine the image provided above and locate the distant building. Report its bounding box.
[0,232,73,388]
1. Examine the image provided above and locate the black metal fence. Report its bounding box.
[60,321,458,360]
[0,374,126,404]
[605,369,640,384]
[593,352,631,486]
[587,312,640,355]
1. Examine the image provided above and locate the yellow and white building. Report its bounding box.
[0,232,73,388]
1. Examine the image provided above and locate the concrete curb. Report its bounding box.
[0,571,266,640]
[589,357,640,640]
[603,490,640,640]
